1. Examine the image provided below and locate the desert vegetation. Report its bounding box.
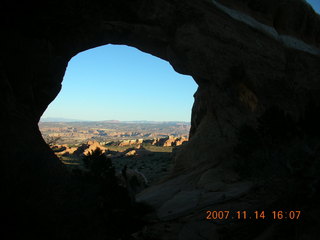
[69,147,153,239]
[40,121,187,184]
[57,142,176,185]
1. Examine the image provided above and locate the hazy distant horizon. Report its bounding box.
[40,117,191,123]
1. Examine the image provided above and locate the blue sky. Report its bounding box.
[306,0,320,13]
[42,1,319,122]
[42,45,198,122]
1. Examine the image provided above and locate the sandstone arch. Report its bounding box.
[2,0,320,239]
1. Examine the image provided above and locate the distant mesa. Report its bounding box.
[108,136,188,147]
[40,117,88,122]
[40,118,122,123]
[40,118,190,124]
[51,136,188,159]
[101,120,121,123]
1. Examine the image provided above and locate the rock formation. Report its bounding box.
[123,146,150,157]
[2,0,320,239]
[111,136,188,147]
[52,144,78,156]
[72,140,108,156]
[116,166,149,202]
[152,136,188,147]
[118,139,144,146]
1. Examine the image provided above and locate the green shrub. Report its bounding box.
[80,147,153,238]
[82,147,115,179]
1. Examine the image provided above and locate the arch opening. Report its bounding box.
[3,0,320,238]
[39,44,198,185]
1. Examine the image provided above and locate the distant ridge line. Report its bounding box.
[40,118,190,124]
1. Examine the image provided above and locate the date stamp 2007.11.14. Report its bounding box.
[205,210,301,220]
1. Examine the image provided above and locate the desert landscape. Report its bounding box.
[39,120,190,185]
[39,119,189,144]
[4,0,320,239]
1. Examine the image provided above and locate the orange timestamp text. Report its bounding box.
[205,210,301,220]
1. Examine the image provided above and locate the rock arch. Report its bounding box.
[1,0,320,239]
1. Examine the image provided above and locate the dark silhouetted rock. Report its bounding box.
[1,0,320,239]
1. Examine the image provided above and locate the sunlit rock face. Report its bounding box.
[1,0,320,239]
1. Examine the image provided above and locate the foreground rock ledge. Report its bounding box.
[1,0,320,239]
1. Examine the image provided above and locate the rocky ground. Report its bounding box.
[4,0,320,238]
[54,140,178,185]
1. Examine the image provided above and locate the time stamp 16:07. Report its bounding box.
[205,210,301,220]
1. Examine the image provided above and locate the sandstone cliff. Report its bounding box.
[2,0,320,239]
[152,136,188,147]
[109,136,188,147]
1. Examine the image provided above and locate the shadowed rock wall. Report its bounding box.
[1,0,320,239]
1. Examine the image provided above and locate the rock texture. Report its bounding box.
[118,139,144,146]
[110,136,188,147]
[1,0,320,239]
[152,136,188,147]
[52,144,78,155]
[76,140,108,156]
[52,140,108,156]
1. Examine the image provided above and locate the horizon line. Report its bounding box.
[40,117,191,123]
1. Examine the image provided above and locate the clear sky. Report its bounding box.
[42,44,198,122]
[306,0,320,13]
[42,1,319,122]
